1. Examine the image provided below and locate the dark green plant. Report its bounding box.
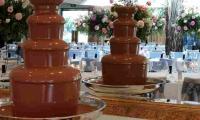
[0,0,33,43]
[176,12,200,37]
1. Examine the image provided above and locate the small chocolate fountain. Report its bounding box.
[102,6,147,85]
[10,0,81,117]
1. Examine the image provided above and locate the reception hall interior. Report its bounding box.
[1,0,200,119]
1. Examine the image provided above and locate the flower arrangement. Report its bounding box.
[75,8,117,39]
[134,3,152,41]
[75,0,153,42]
[176,12,200,35]
[151,9,165,34]
[0,0,33,43]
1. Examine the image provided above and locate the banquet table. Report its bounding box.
[97,115,145,120]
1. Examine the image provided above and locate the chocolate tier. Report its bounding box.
[10,0,81,117]
[102,6,147,85]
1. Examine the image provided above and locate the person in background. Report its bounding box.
[0,34,5,48]
[16,43,23,63]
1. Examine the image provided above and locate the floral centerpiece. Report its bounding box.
[75,0,152,42]
[0,0,33,43]
[134,3,152,42]
[75,8,117,40]
[176,12,200,35]
[150,9,165,34]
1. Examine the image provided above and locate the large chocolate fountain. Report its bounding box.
[10,0,81,117]
[102,6,147,85]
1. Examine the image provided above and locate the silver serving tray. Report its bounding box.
[82,76,164,97]
[0,96,106,120]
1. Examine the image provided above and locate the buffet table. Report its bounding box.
[98,115,145,120]
[102,96,200,120]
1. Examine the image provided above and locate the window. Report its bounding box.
[62,10,89,43]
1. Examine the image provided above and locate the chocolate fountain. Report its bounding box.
[10,0,81,117]
[102,6,147,85]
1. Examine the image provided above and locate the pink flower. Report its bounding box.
[7,6,14,13]
[15,13,23,21]
[190,21,196,26]
[102,28,107,34]
[137,20,145,28]
[152,16,157,23]
[76,21,81,26]
[91,15,96,21]
[109,22,114,28]
[146,0,151,6]
[0,0,5,6]
[176,26,182,31]
[139,5,147,11]
[94,25,99,30]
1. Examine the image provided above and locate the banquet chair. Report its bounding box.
[155,45,165,51]
[186,50,199,60]
[85,49,99,59]
[149,51,163,59]
[68,49,85,65]
[170,52,184,60]
[148,51,164,72]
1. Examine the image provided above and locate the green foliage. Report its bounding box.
[134,5,152,41]
[75,9,116,38]
[0,0,33,43]
[176,12,200,37]
[151,8,166,35]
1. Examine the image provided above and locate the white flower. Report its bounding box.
[183,19,187,23]
[188,10,193,14]
[94,25,99,30]
[198,29,200,33]
[112,12,118,18]
[137,20,145,28]
[82,23,86,27]
[22,0,30,8]
[102,16,108,23]
[161,18,165,22]
[154,26,158,30]
[5,19,10,23]
[183,26,188,31]
[181,13,186,18]
[158,23,163,27]
[152,22,156,26]
[192,16,196,19]
[15,13,23,21]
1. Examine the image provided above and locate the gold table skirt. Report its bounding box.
[102,96,200,120]
[1,89,200,120]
